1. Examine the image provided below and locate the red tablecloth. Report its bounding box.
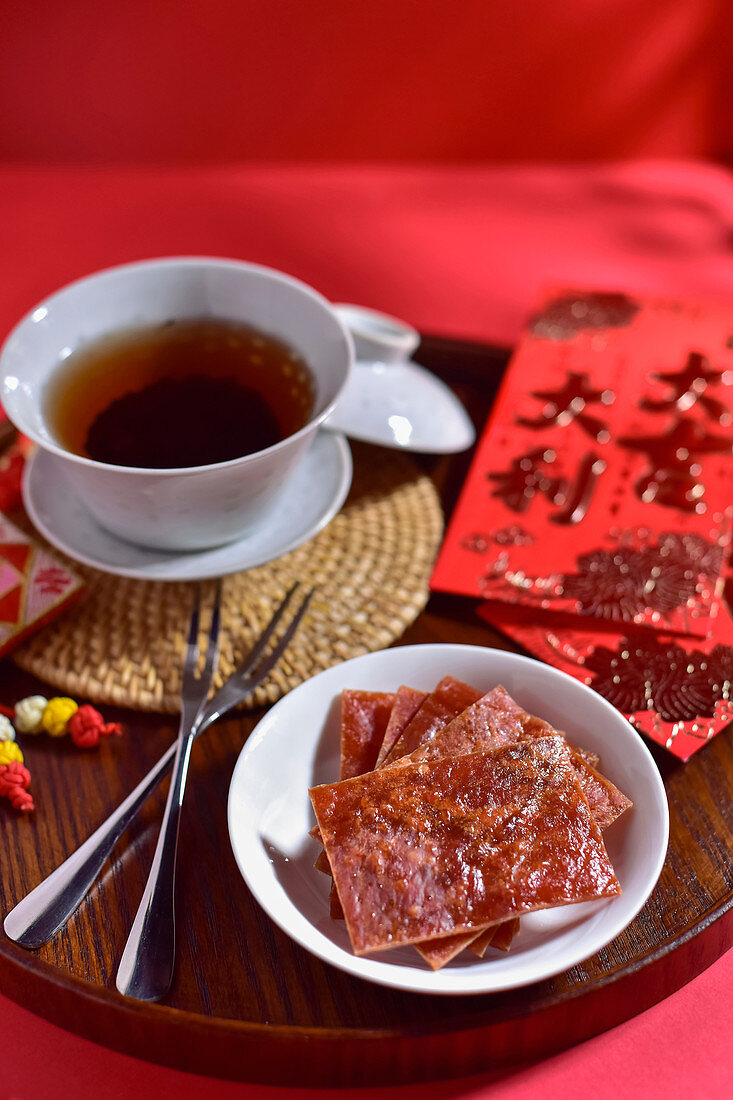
[0,951,730,1098]
[0,160,730,1096]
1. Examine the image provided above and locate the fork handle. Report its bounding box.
[115,730,195,1000]
[3,741,177,948]
[3,693,249,949]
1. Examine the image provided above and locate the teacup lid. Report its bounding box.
[333,304,420,364]
[326,303,475,454]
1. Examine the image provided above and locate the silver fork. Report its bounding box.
[115,582,222,1001]
[3,583,314,956]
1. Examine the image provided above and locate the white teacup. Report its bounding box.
[0,258,353,551]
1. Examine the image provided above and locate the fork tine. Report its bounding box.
[186,581,222,735]
[227,582,300,686]
[181,584,203,693]
[196,586,315,730]
[199,579,222,687]
[241,586,316,688]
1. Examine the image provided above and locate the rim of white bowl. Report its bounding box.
[227,643,670,996]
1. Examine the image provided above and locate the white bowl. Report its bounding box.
[228,644,669,995]
[0,258,353,551]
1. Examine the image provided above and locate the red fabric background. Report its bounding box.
[1,0,730,164]
[1,161,732,350]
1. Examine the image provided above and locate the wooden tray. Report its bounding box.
[0,337,731,1087]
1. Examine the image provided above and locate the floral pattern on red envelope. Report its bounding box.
[478,574,733,761]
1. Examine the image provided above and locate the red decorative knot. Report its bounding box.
[0,762,34,812]
[68,704,123,749]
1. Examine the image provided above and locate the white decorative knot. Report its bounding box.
[14,695,48,734]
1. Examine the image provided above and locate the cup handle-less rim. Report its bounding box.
[0,256,355,478]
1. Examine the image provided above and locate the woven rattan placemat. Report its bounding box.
[13,443,443,712]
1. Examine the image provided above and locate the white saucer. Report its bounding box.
[228,644,668,996]
[324,358,476,453]
[23,432,352,582]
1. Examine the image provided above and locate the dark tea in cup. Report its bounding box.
[43,317,316,469]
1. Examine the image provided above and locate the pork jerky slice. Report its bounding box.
[323,683,603,959]
[377,681,498,969]
[393,685,614,962]
[374,676,491,965]
[310,737,621,957]
[322,690,397,902]
[411,917,518,968]
[400,684,629,958]
[405,685,632,831]
[397,685,624,961]
[313,738,620,957]
[313,690,395,880]
[470,918,521,956]
[337,679,487,962]
[576,747,601,770]
[406,927,499,970]
[375,687,473,963]
[380,676,484,765]
[331,687,423,919]
[377,677,504,965]
[340,690,396,780]
[375,686,428,767]
[322,683,617,961]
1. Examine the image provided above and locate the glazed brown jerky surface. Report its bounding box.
[405,685,632,830]
[327,687,490,951]
[375,686,428,767]
[310,737,621,956]
[381,675,483,764]
[479,918,521,954]
[318,683,627,964]
[322,690,398,908]
[393,684,629,961]
[340,690,395,779]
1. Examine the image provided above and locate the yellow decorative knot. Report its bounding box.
[0,715,15,742]
[0,740,23,766]
[15,695,48,734]
[42,697,78,738]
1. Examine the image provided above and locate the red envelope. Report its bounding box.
[478,575,733,761]
[432,289,733,638]
[0,512,84,656]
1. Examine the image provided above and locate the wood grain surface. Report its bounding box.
[0,338,731,1087]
